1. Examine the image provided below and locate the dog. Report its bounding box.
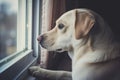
[29,8,120,80]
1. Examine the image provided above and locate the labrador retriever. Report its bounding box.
[29,8,120,80]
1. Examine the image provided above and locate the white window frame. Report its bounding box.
[17,0,26,51]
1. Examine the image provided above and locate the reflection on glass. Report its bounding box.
[0,0,18,60]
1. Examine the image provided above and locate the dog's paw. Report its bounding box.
[29,66,43,77]
[29,66,40,73]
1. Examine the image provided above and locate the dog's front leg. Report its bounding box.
[29,66,72,80]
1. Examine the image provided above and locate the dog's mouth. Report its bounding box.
[39,41,65,52]
[56,49,64,52]
[56,49,62,51]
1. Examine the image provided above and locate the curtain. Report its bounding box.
[40,0,66,68]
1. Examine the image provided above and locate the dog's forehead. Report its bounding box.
[58,10,75,20]
[56,10,76,24]
[56,9,92,23]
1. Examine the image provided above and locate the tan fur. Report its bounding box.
[75,11,95,39]
[29,8,120,80]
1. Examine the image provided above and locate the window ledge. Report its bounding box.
[0,49,33,73]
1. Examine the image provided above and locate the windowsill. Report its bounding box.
[0,50,38,80]
[0,49,33,73]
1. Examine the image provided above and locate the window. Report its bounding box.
[0,0,41,80]
[0,0,32,69]
[0,0,33,59]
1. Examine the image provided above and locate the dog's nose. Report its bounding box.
[37,35,43,42]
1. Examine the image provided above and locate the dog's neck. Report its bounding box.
[68,32,120,65]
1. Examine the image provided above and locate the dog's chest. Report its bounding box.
[72,63,93,80]
[72,58,120,80]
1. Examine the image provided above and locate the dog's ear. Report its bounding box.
[75,10,95,39]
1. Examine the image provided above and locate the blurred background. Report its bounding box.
[0,0,17,60]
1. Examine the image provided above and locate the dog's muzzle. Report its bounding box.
[37,35,65,52]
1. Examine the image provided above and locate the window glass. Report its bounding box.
[0,0,18,60]
[0,0,28,61]
[0,0,33,73]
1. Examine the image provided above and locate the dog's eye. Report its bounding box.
[58,23,64,29]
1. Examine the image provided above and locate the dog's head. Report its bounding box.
[37,9,95,52]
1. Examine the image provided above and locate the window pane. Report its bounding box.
[0,0,18,60]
